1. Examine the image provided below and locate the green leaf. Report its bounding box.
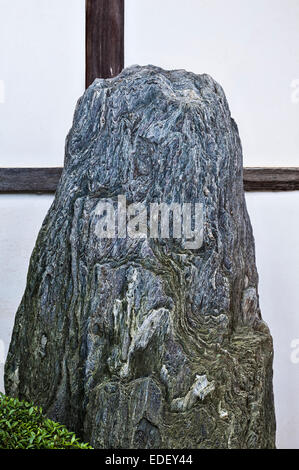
[0,394,93,449]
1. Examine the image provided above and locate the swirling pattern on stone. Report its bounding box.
[5,65,275,448]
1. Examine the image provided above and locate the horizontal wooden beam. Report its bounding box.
[0,168,62,193]
[243,167,299,191]
[1,167,299,193]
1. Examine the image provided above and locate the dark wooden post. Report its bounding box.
[86,0,124,88]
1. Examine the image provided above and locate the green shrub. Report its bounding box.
[0,393,93,449]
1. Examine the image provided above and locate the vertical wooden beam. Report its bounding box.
[86,0,124,88]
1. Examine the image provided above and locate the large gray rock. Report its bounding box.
[5,65,275,448]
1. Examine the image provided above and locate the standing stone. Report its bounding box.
[5,65,276,448]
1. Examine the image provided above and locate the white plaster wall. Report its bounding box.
[0,195,54,392]
[246,192,299,449]
[0,0,85,167]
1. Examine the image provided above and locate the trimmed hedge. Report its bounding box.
[0,393,93,449]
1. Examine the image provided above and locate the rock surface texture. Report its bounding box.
[5,65,276,448]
